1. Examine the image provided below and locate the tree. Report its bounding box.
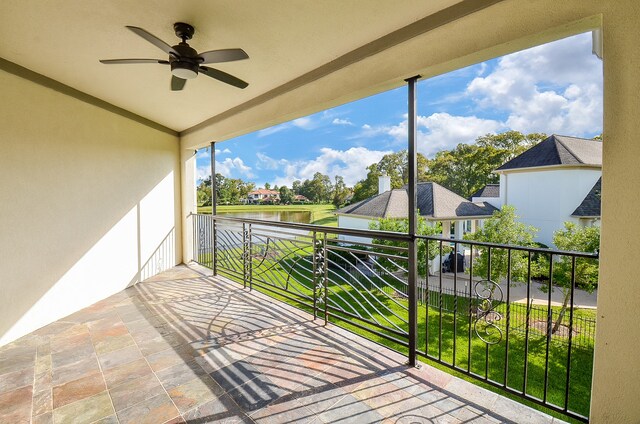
[196,174,255,206]
[196,176,212,206]
[332,175,349,207]
[352,150,429,202]
[464,205,538,286]
[264,182,271,190]
[352,164,381,202]
[425,131,547,198]
[539,222,600,333]
[279,186,293,204]
[292,180,302,194]
[370,217,442,277]
[299,172,333,203]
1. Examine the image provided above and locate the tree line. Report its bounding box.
[197,130,552,207]
[197,172,351,207]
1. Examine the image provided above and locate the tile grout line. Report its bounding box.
[114,307,186,423]
[86,319,121,424]
[30,339,38,424]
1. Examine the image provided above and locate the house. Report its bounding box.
[293,194,309,203]
[471,134,602,246]
[247,188,280,204]
[1,2,639,422]
[336,176,497,243]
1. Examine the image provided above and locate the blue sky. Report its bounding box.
[197,32,602,187]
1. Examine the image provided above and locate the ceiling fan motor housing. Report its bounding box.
[170,43,199,79]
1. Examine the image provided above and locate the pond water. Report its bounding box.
[215,210,313,243]
[217,210,312,224]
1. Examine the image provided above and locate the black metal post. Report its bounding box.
[406,75,420,367]
[210,142,217,275]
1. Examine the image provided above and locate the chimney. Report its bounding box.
[378,174,391,195]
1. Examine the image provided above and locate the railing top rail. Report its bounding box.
[192,213,598,259]
[192,213,411,242]
[416,234,599,259]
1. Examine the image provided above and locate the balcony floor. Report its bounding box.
[0,264,563,424]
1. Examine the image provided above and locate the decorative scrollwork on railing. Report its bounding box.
[198,224,207,252]
[313,239,326,303]
[473,280,504,345]
[242,227,251,280]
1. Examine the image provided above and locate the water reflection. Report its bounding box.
[216,210,312,244]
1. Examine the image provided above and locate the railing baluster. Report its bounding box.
[213,218,217,275]
[523,250,532,395]
[425,239,430,355]
[543,253,554,404]
[453,241,458,367]
[467,244,473,373]
[312,231,318,320]
[564,256,577,412]
[323,234,328,326]
[504,249,511,387]
[438,240,443,361]
[485,246,492,380]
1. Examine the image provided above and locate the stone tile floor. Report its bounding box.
[0,264,564,423]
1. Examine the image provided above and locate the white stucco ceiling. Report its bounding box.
[0,0,461,132]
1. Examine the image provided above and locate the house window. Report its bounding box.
[465,220,472,233]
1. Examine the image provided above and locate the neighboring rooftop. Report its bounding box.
[249,189,280,195]
[572,177,602,217]
[337,182,497,219]
[470,184,500,199]
[496,135,602,172]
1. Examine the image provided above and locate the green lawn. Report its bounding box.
[199,231,593,423]
[198,204,337,227]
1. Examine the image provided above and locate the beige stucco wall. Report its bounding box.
[0,67,181,346]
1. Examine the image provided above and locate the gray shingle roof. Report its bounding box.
[470,184,500,199]
[572,178,602,217]
[496,135,602,172]
[336,182,497,219]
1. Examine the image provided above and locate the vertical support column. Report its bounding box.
[406,75,420,367]
[180,147,197,264]
[210,142,217,275]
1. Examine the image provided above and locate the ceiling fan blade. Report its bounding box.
[100,59,169,64]
[171,75,187,91]
[126,26,178,55]
[198,48,249,64]
[199,66,249,89]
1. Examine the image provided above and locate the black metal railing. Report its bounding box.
[192,214,598,422]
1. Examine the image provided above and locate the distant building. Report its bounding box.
[247,189,280,204]
[336,175,497,244]
[471,134,602,246]
[293,194,309,203]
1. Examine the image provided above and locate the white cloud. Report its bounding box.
[266,147,392,187]
[417,113,503,156]
[197,157,255,180]
[355,113,502,157]
[256,152,288,170]
[195,147,231,160]
[332,118,354,126]
[292,116,314,129]
[467,32,602,136]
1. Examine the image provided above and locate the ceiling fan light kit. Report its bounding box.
[100,22,249,91]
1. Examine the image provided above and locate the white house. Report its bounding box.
[336,176,497,244]
[471,134,602,247]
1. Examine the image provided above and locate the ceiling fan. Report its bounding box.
[100,22,249,91]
